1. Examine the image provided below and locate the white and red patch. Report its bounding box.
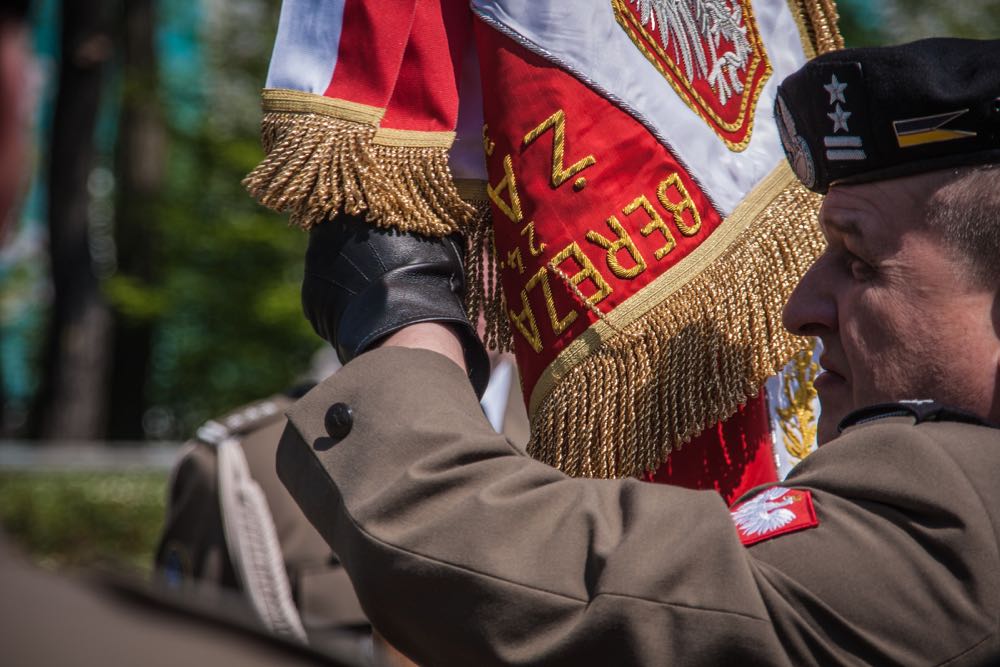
[729,486,818,546]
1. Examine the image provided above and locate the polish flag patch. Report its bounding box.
[730,486,818,546]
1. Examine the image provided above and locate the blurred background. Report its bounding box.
[1,0,997,572]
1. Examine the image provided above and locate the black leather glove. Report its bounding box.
[302,214,491,397]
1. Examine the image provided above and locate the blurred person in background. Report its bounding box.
[0,0,35,234]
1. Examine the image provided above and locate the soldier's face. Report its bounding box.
[782,172,1000,444]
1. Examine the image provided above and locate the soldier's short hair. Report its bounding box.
[928,165,1000,286]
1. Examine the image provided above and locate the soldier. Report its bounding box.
[276,38,1000,664]
[154,385,370,651]
[155,351,528,662]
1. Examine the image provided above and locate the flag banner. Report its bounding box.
[244,0,480,236]
[246,0,840,484]
[474,0,837,477]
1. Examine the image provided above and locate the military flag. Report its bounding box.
[245,0,840,498]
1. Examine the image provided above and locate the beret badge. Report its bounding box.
[776,94,816,189]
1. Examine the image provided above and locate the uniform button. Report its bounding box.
[324,402,354,440]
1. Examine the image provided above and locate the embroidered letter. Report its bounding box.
[487,154,524,223]
[586,216,647,279]
[520,221,547,257]
[549,242,612,308]
[510,289,543,353]
[525,267,578,336]
[482,124,496,157]
[657,174,701,236]
[506,248,525,275]
[522,110,597,190]
[623,194,676,260]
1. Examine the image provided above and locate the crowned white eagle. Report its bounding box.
[731,486,798,536]
[630,0,752,105]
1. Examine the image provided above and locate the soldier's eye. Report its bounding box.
[846,253,874,281]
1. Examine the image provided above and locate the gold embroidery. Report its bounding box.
[609,0,772,152]
[522,110,597,189]
[260,89,384,125]
[487,154,524,223]
[372,128,455,148]
[520,221,547,257]
[510,289,543,354]
[777,345,819,461]
[657,174,701,236]
[526,167,826,478]
[506,248,525,275]
[586,216,647,279]
[482,124,496,157]
[549,242,613,307]
[624,194,676,260]
[527,267,579,336]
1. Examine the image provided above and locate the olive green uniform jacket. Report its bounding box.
[155,394,367,643]
[278,348,1000,666]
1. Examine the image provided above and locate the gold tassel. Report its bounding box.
[244,89,477,236]
[462,196,513,352]
[366,143,476,236]
[526,176,826,479]
[244,110,381,230]
[788,0,844,56]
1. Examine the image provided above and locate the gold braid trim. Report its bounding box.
[525,166,826,479]
[786,0,844,56]
[243,89,475,236]
[462,183,513,352]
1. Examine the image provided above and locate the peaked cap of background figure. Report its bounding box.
[245,0,843,497]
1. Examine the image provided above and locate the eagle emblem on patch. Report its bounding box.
[730,486,818,546]
[611,0,772,151]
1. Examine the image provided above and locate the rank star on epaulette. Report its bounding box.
[730,486,818,546]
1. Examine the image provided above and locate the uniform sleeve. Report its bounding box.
[278,347,788,665]
[277,347,999,666]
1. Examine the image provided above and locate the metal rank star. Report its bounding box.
[827,103,851,132]
[822,73,866,162]
[823,74,847,104]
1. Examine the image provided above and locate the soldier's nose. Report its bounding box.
[782,261,836,337]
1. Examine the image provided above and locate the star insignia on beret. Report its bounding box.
[823,74,847,104]
[828,103,851,133]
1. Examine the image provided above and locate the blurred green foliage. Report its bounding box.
[0,472,167,572]
[136,0,319,438]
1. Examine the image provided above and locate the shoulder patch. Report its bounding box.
[730,486,818,546]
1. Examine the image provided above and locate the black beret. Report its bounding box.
[775,38,1000,193]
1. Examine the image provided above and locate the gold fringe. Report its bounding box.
[243,89,476,236]
[243,111,380,230]
[463,198,513,352]
[787,0,844,56]
[365,143,476,236]
[525,177,826,479]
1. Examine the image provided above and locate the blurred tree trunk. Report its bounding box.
[28,0,116,440]
[106,0,164,440]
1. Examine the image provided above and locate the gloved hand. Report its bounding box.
[302,214,491,397]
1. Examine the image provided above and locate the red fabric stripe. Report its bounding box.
[325,0,417,108]
[381,0,470,132]
[474,21,724,400]
[642,391,778,505]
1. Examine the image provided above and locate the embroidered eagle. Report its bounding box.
[730,486,798,537]
[630,0,752,105]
